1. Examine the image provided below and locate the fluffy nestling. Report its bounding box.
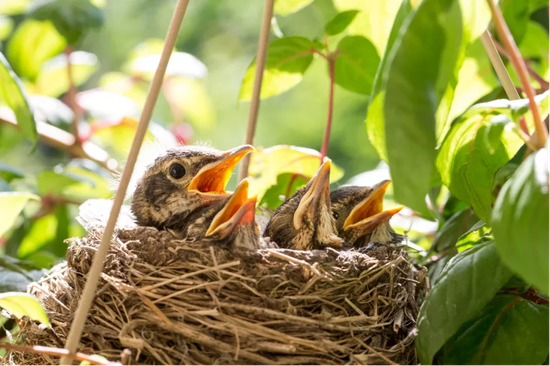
[263,160,343,250]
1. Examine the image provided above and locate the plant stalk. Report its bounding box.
[59,0,191,363]
[320,58,336,162]
[486,0,548,149]
[237,0,275,182]
[1,343,119,365]
[64,47,81,145]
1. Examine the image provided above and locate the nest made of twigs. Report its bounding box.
[7,226,428,365]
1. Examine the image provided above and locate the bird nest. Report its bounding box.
[8,226,428,365]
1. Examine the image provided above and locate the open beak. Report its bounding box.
[206,178,257,238]
[189,145,254,195]
[343,180,404,232]
[293,160,332,230]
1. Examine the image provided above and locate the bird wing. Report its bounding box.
[77,199,137,231]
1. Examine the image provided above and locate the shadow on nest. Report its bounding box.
[8,226,428,365]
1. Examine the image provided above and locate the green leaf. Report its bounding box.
[260,172,308,209]
[28,0,104,45]
[501,0,530,45]
[334,35,380,95]
[325,10,360,36]
[0,16,13,41]
[416,241,513,364]
[384,0,463,214]
[0,0,28,15]
[0,53,37,145]
[493,147,549,293]
[239,36,315,101]
[0,192,40,238]
[437,295,549,365]
[274,0,314,16]
[7,19,66,82]
[430,208,479,252]
[333,0,402,56]
[37,170,89,196]
[366,0,413,162]
[455,222,492,252]
[0,162,24,182]
[17,214,57,259]
[33,51,99,97]
[0,292,49,326]
[248,145,344,200]
[437,93,549,223]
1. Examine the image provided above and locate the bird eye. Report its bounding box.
[333,211,339,220]
[169,163,186,179]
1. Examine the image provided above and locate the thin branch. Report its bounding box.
[237,0,276,182]
[492,39,550,90]
[64,47,81,145]
[480,31,520,101]
[59,0,191,364]
[487,0,548,149]
[320,57,336,162]
[0,109,117,173]
[0,343,119,365]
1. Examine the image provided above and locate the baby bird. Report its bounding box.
[204,179,261,251]
[330,180,404,247]
[263,160,343,250]
[131,144,254,235]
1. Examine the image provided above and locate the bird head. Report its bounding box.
[131,145,254,230]
[330,180,403,246]
[264,160,342,250]
[205,178,260,250]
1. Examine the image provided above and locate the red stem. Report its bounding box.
[65,47,81,145]
[320,58,335,162]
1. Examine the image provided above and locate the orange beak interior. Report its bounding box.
[206,179,256,237]
[343,180,403,231]
[189,145,254,195]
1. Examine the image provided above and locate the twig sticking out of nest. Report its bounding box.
[7,227,427,365]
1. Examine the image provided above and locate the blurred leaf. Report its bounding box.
[0,178,12,192]
[501,0,530,45]
[416,241,513,364]
[34,51,99,97]
[21,251,58,269]
[0,292,49,326]
[37,165,110,200]
[274,0,314,16]
[248,145,344,200]
[0,53,37,145]
[0,0,28,15]
[28,0,104,45]
[493,147,549,293]
[163,77,215,130]
[17,214,57,258]
[325,10,359,36]
[0,269,32,292]
[430,208,478,252]
[437,295,549,365]
[37,170,89,196]
[0,162,23,182]
[29,95,73,128]
[260,172,308,209]
[7,19,66,82]
[334,35,380,95]
[239,36,315,101]
[80,355,110,366]
[126,52,207,81]
[76,89,138,122]
[52,205,69,257]
[366,0,413,162]
[0,16,13,41]
[0,192,39,238]
[456,222,491,252]
[333,0,402,56]
[437,93,549,223]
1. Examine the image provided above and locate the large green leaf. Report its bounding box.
[324,10,359,36]
[0,53,37,145]
[437,295,549,365]
[0,16,13,41]
[260,172,308,209]
[437,93,549,223]
[7,19,66,82]
[493,148,549,293]
[334,35,379,95]
[274,0,314,16]
[430,208,479,252]
[0,192,40,238]
[501,0,530,45]
[0,292,49,326]
[366,0,413,162]
[416,241,513,364]
[248,145,344,200]
[384,0,463,214]
[239,36,315,101]
[0,0,28,15]
[33,51,99,97]
[28,0,104,45]
[333,0,402,56]
[455,222,492,252]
